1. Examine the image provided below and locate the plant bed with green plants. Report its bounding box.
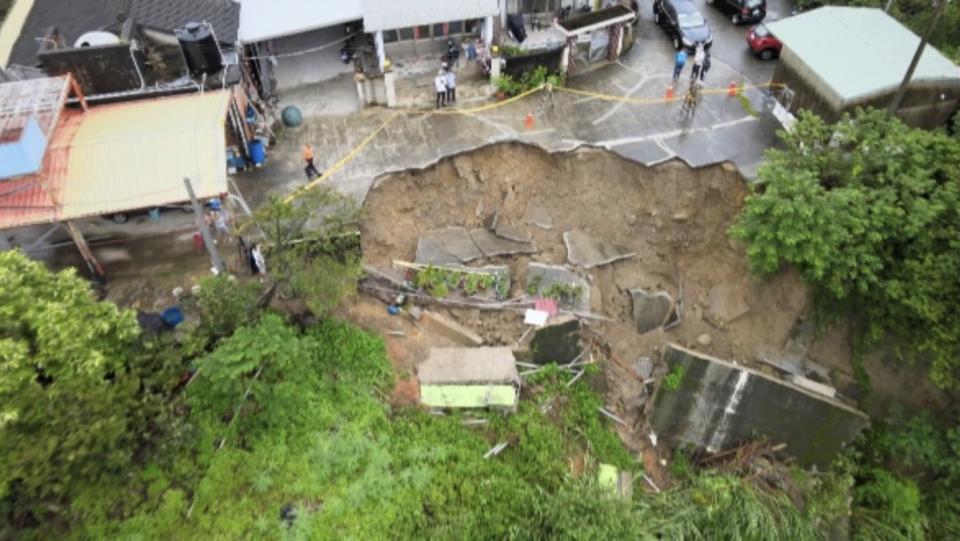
[408,264,511,301]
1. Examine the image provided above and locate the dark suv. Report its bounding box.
[653,0,713,52]
[708,0,766,24]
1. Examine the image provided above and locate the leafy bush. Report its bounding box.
[730,109,960,388]
[493,66,564,96]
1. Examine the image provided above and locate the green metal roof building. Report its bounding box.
[767,7,960,128]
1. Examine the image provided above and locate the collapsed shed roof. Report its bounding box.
[418,347,519,385]
[0,89,230,229]
[766,7,960,104]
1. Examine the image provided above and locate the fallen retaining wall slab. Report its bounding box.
[650,344,869,468]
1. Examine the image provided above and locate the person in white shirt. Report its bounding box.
[434,71,447,109]
[691,44,705,82]
[445,70,457,104]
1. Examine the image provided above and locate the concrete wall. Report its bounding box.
[650,344,869,468]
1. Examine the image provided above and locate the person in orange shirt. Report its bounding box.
[303,144,320,180]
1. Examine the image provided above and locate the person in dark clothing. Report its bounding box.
[700,53,712,82]
[303,144,320,180]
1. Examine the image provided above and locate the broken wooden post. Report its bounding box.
[483,441,509,459]
[598,407,627,426]
[63,221,105,281]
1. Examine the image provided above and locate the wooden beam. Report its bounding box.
[63,220,104,280]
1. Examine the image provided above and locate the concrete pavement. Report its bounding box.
[238,6,796,206]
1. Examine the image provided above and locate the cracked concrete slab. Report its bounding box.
[416,227,483,265]
[469,228,537,258]
[564,231,635,268]
[526,262,590,312]
[630,289,675,334]
[608,140,673,165]
[492,221,532,243]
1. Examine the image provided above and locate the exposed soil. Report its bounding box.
[358,143,832,468]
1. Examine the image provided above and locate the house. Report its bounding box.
[238,0,498,97]
[417,347,520,409]
[0,0,242,98]
[766,7,960,128]
[0,75,238,277]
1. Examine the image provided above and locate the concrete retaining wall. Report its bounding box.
[650,344,869,468]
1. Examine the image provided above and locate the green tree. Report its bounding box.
[0,251,150,522]
[730,109,960,387]
[249,187,362,317]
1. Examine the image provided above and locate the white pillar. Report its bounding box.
[384,71,396,107]
[375,30,386,73]
[483,16,494,47]
[499,0,508,29]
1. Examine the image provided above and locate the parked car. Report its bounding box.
[653,0,713,52]
[708,0,766,25]
[746,22,781,60]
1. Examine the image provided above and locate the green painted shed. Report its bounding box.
[418,347,520,410]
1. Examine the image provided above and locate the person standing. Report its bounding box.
[445,69,457,105]
[303,144,320,180]
[434,70,447,109]
[672,49,687,83]
[690,44,705,82]
[251,244,266,279]
[700,52,712,83]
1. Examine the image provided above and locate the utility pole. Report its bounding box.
[885,0,895,13]
[184,177,226,274]
[887,0,949,115]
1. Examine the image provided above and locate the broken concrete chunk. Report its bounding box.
[634,356,655,380]
[492,221,532,243]
[524,204,553,229]
[421,310,484,346]
[630,289,674,334]
[564,230,635,268]
[530,319,581,365]
[526,262,591,311]
[469,228,536,258]
[784,374,837,399]
[706,283,750,326]
[415,227,483,265]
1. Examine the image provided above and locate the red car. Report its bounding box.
[746,23,781,60]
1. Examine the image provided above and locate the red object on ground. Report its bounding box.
[727,81,738,97]
[524,112,534,130]
[192,231,204,252]
[535,297,559,318]
[665,85,674,100]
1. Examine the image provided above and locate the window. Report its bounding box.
[433,23,447,38]
[416,25,430,40]
[382,29,398,43]
[466,18,483,35]
[449,20,463,34]
[398,27,414,41]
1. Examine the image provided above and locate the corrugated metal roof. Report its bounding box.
[0,90,229,229]
[361,0,498,32]
[766,7,960,103]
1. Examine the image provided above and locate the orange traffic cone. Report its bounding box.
[727,80,738,97]
[665,85,674,100]
[524,111,535,130]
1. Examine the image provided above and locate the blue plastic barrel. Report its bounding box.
[248,139,266,167]
[161,307,184,328]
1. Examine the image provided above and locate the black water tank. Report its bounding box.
[176,22,222,77]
